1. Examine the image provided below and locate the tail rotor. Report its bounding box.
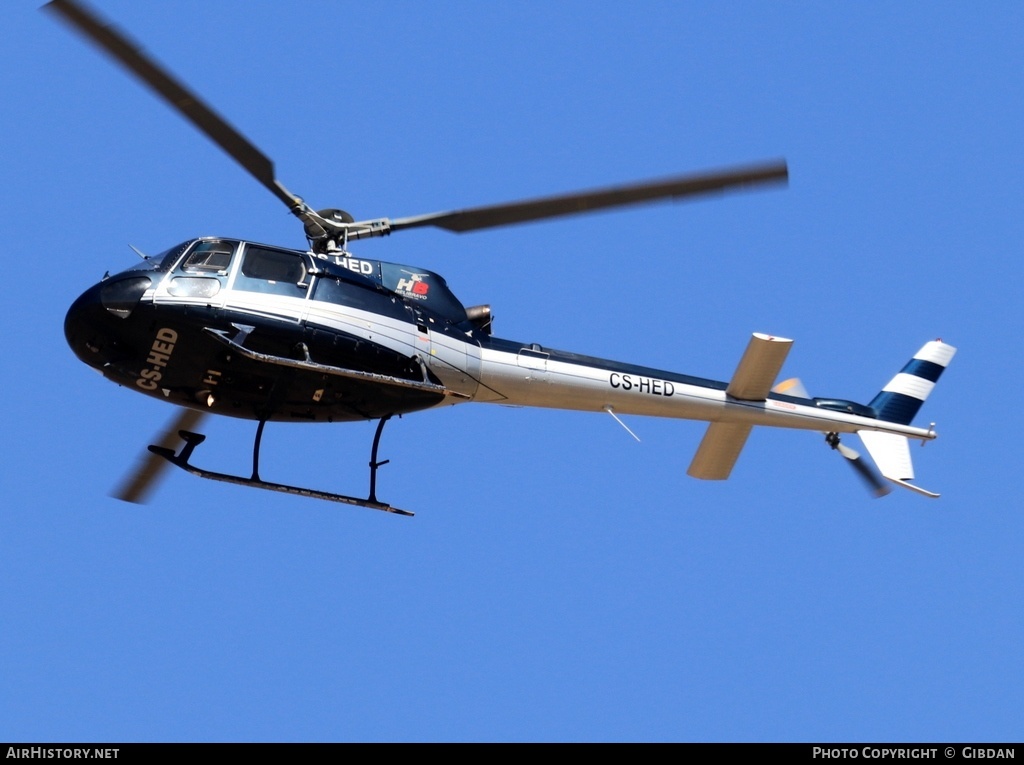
[825,432,891,498]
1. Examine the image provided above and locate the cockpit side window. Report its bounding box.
[181,241,236,275]
[233,245,309,299]
[166,240,236,299]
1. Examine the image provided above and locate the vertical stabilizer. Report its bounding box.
[869,340,956,425]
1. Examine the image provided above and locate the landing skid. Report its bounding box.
[148,416,413,516]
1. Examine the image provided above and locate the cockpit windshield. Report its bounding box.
[149,240,197,271]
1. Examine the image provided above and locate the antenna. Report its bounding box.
[603,406,641,443]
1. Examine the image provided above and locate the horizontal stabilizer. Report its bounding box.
[858,430,940,498]
[727,333,793,401]
[687,333,791,480]
[687,423,753,480]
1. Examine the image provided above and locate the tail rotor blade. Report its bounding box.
[772,377,809,399]
[113,408,206,504]
[834,441,860,462]
[827,434,891,498]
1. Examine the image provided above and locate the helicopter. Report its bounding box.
[49,0,955,515]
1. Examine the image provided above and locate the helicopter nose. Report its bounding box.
[64,282,110,368]
[65,273,152,370]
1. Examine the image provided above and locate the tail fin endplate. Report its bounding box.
[856,431,939,498]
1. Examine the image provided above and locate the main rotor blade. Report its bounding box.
[113,408,207,504]
[389,161,788,233]
[44,0,301,211]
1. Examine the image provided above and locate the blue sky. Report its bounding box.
[2,0,1022,742]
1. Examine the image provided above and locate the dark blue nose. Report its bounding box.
[64,282,108,369]
[65,275,151,370]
